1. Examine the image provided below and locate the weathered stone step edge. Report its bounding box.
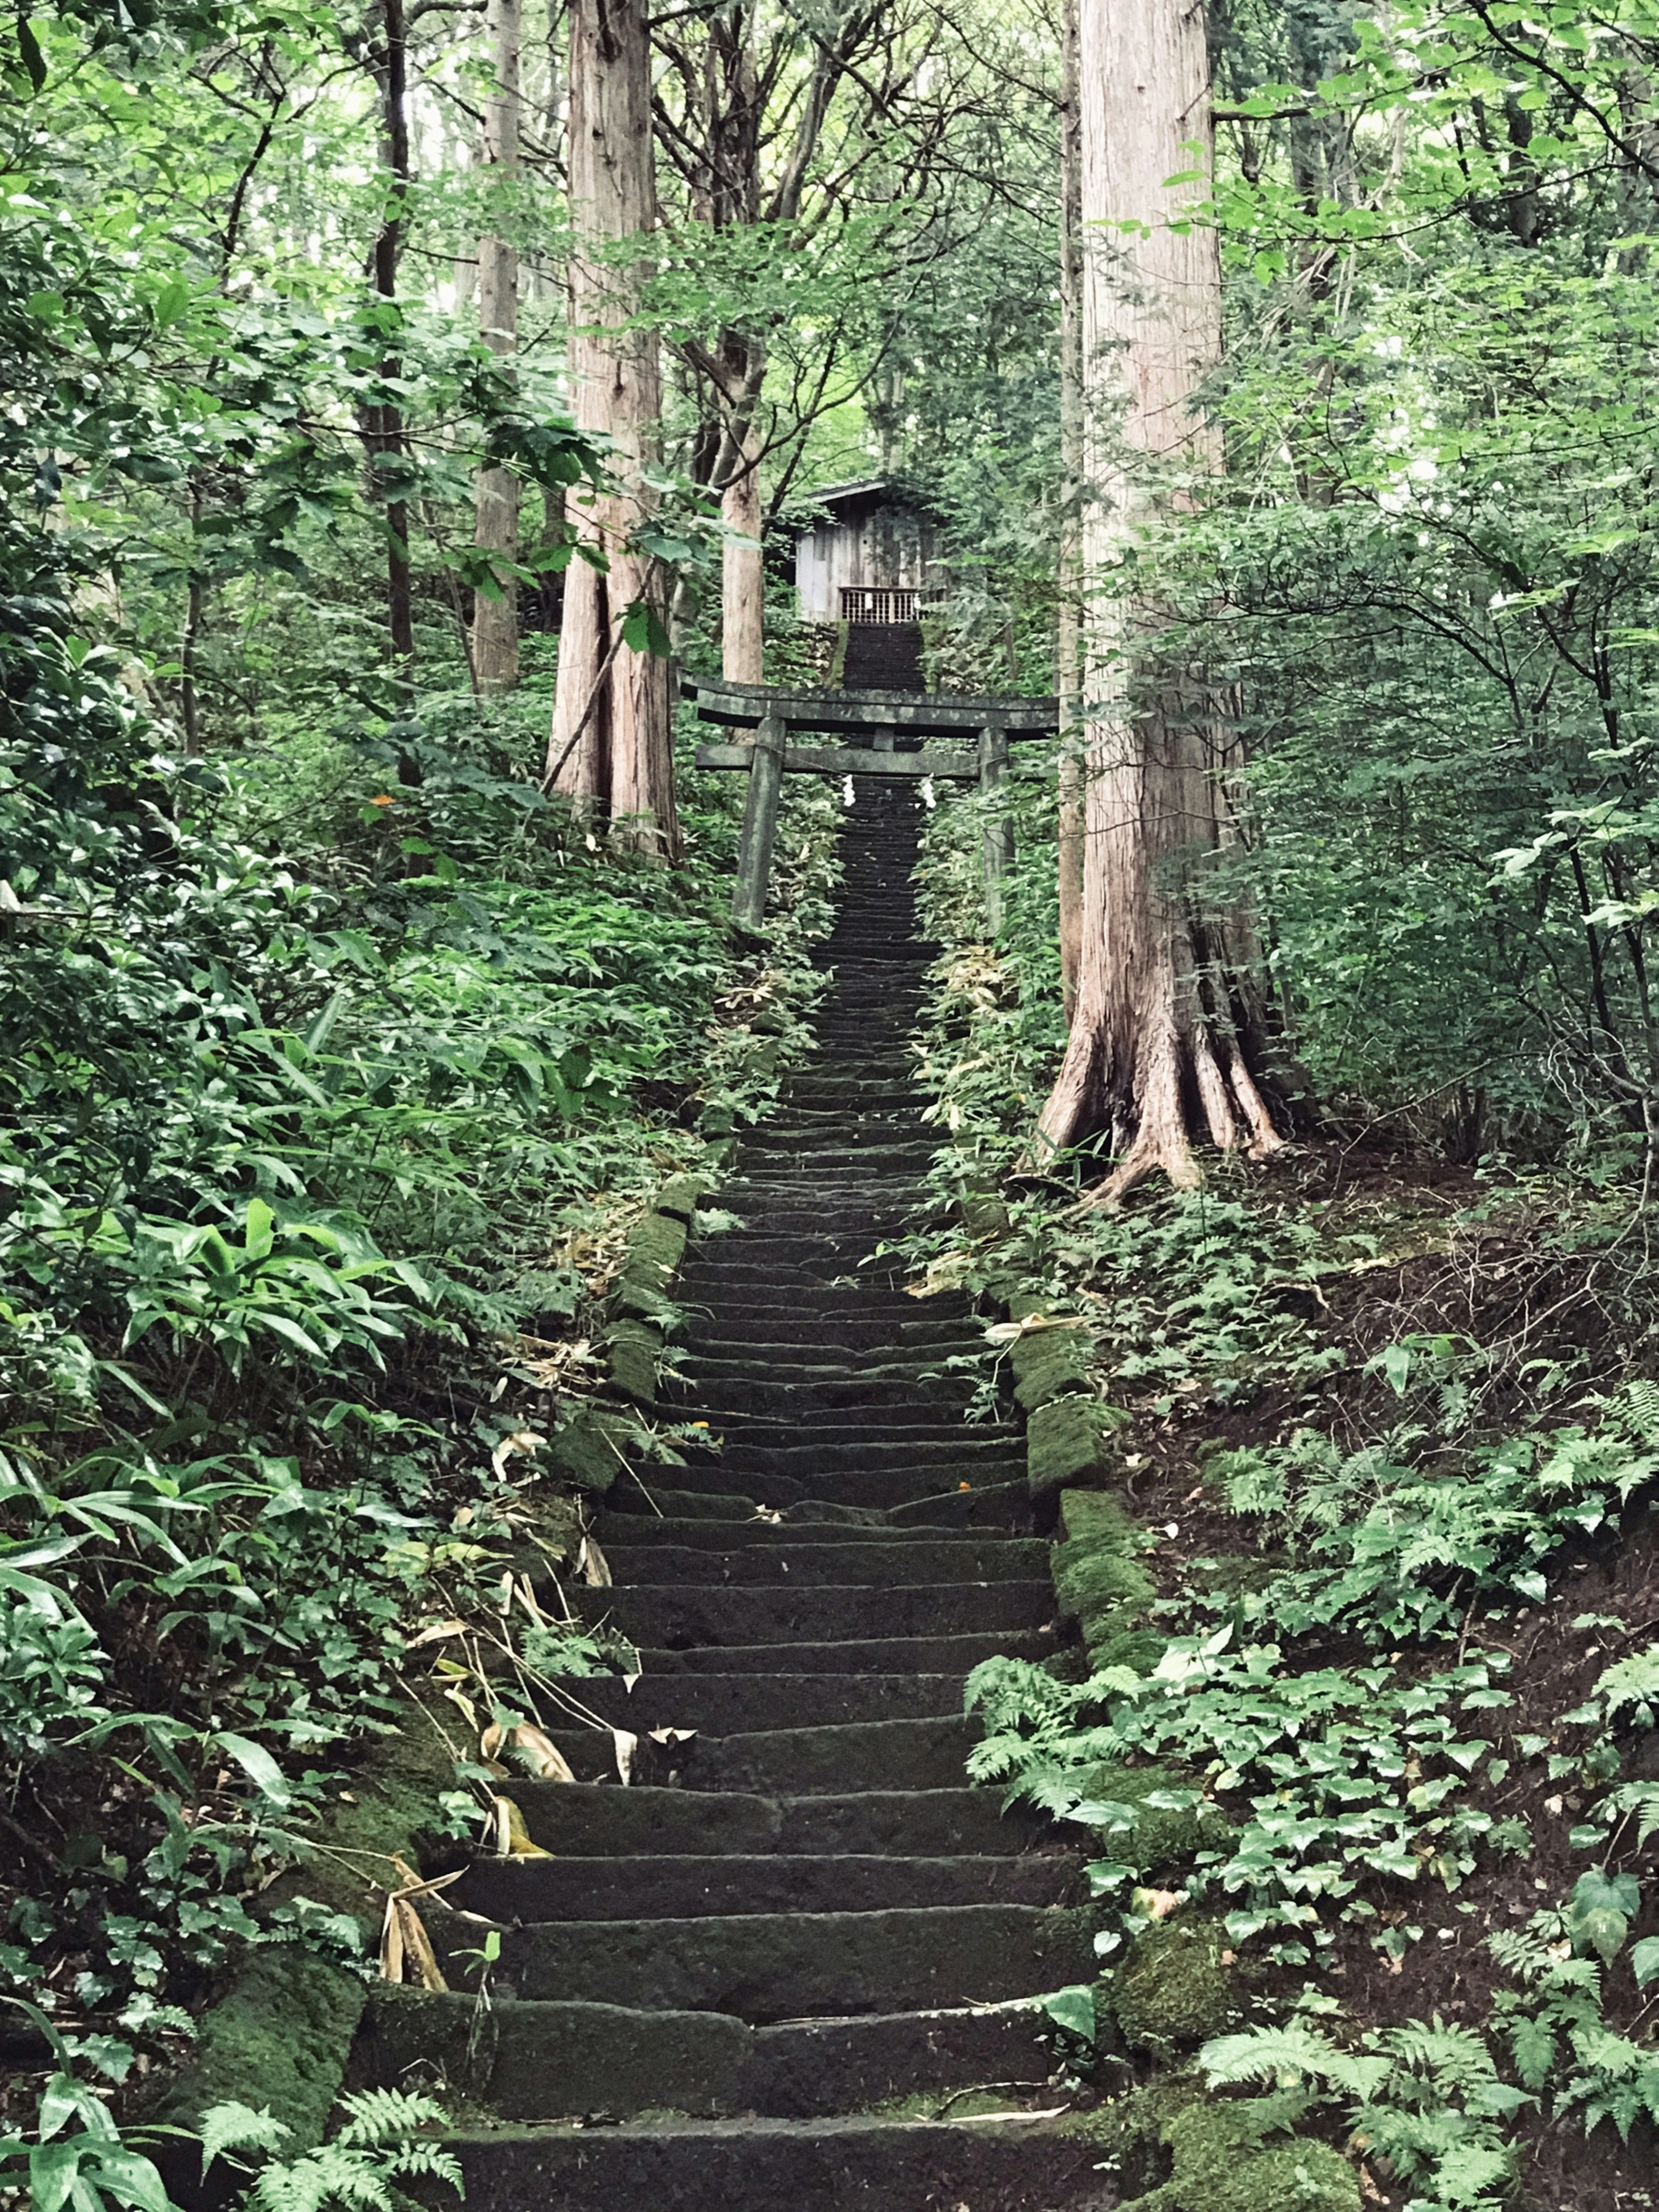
[540,1672,969,1733]
[537,1714,984,1794]
[361,1993,1055,2123]
[504,1783,1052,1859]
[621,1624,1054,1675]
[454,1850,1081,1922]
[567,1581,1053,1649]
[592,1512,1027,1549]
[600,1537,1044,1584]
[439,1901,1097,2020]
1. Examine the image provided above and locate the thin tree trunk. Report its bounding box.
[721,414,764,681]
[547,0,678,859]
[472,0,522,692]
[1035,0,1285,1204]
[1056,0,1084,1017]
[371,0,415,667]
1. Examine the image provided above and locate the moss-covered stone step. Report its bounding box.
[540,1715,984,1793]
[504,1783,1051,1859]
[623,1624,1055,1675]
[592,1511,929,1547]
[455,1850,1081,1922]
[436,1902,1096,2020]
[547,1670,966,1734]
[568,1578,1052,1647]
[597,1538,1048,1585]
[660,1373,978,1413]
[361,1993,1055,2122]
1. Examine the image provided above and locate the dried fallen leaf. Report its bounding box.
[492,1795,553,1857]
[379,1894,450,1990]
[613,1729,638,1786]
[579,1537,612,1588]
[648,1727,696,1745]
[490,1428,546,1480]
[1131,1887,1184,1922]
[512,1723,578,1782]
[404,1618,472,1649]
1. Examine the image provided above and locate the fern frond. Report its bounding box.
[199,2103,291,2177]
[1199,2024,1389,2101]
[333,2088,452,2148]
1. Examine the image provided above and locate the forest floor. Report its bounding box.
[934,1121,1659,2212]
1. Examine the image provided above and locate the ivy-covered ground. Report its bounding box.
[899,780,1659,2212]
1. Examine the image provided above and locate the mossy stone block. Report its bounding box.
[1059,1489,1138,1550]
[625,1210,687,1283]
[1011,1325,1091,1411]
[549,1405,639,1494]
[1028,1393,1127,1500]
[1123,2096,1360,2212]
[1076,1760,1220,1869]
[653,1176,708,1225]
[960,1192,1010,1238]
[157,1948,365,2150]
[607,1318,661,1404]
[1053,1542,1155,1638]
[1111,1920,1241,2059]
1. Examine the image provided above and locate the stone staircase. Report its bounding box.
[365,780,1109,2211]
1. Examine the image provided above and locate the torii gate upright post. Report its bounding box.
[731,711,784,936]
[683,677,1057,937]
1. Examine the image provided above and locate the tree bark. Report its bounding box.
[1055,0,1084,1018]
[1034,0,1285,1204]
[546,0,678,859]
[371,0,415,668]
[721,413,764,681]
[472,0,522,692]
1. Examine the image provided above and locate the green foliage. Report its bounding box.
[1200,2020,1522,2211]
[199,2086,461,2212]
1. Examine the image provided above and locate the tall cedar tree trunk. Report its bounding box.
[1055,0,1084,1017]
[664,7,843,681]
[547,0,678,858]
[1035,0,1284,1201]
[370,0,415,668]
[704,10,766,682]
[472,0,521,691]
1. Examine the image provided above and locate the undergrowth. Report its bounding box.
[913,779,1659,2212]
[0,634,842,2128]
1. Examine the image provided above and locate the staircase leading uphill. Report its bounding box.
[375,782,1109,2212]
[842,618,925,690]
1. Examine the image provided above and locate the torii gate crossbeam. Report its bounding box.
[684,676,1058,935]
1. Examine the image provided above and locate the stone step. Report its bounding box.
[540,1715,985,1794]
[538,1671,964,1733]
[438,1901,1096,2020]
[626,1624,1056,1674]
[363,1992,1055,2122]
[435,2113,1109,2212]
[591,1512,988,1549]
[569,1580,1051,1647]
[504,1784,1052,1858]
[455,1850,1081,1922]
[598,1538,1048,1585]
[630,1461,1020,1510]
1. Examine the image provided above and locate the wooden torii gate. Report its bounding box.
[684,676,1060,934]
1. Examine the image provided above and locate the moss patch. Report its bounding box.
[1010,1325,1092,1411]
[547,1404,641,1493]
[154,1947,366,2151]
[1111,1920,1241,2059]
[1122,2092,1361,2212]
[1077,1761,1224,1872]
[1027,1394,1128,1500]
